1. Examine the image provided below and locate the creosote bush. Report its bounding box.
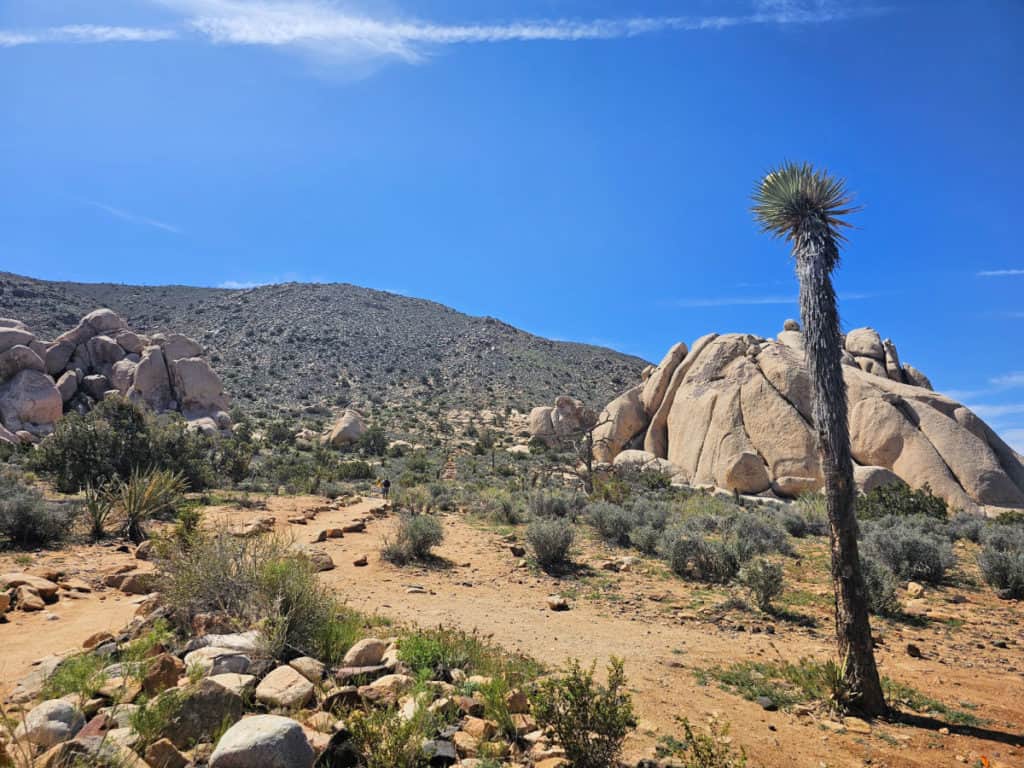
[663,533,739,583]
[532,657,634,768]
[381,513,444,565]
[527,517,574,572]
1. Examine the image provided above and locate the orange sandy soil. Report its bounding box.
[3,494,1022,767]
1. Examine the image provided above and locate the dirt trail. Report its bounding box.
[3,496,1022,768]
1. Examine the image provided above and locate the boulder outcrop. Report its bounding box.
[0,310,232,444]
[527,396,597,448]
[536,323,1024,515]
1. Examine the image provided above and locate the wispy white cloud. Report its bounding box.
[674,291,877,307]
[0,25,177,47]
[2,1,885,64]
[977,268,1024,277]
[86,201,181,234]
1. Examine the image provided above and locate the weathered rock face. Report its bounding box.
[584,324,1024,515]
[0,309,232,444]
[527,396,597,447]
[322,409,368,447]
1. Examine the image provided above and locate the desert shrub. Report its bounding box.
[476,487,524,525]
[264,419,295,446]
[586,502,636,546]
[394,484,433,514]
[678,493,741,521]
[995,510,1024,526]
[112,468,187,543]
[631,498,672,531]
[630,524,662,555]
[739,558,784,611]
[527,517,575,572]
[657,717,748,768]
[381,513,444,564]
[130,689,185,751]
[396,627,541,684]
[663,533,739,583]
[0,469,78,548]
[860,555,902,617]
[336,460,376,481]
[155,532,363,664]
[31,397,216,493]
[977,525,1024,598]
[723,512,793,560]
[856,482,947,521]
[42,653,107,702]
[787,493,829,535]
[949,511,985,543]
[532,658,634,768]
[428,482,457,511]
[861,515,954,584]
[356,424,387,456]
[591,474,631,504]
[212,435,254,484]
[348,705,436,768]
[529,490,575,520]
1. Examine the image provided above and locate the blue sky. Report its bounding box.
[1,0,1022,449]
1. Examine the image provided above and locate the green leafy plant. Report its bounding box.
[739,558,784,611]
[532,658,634,768]
[855,482,947,521]
[381,513,444,564]
[527,517,574,572]
[657,717,748,768]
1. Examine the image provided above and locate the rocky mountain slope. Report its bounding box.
[0,273,647,417]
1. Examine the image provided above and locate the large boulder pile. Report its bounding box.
[532,322,1024,515]
[0,310,231,445]
[528,396,598,447]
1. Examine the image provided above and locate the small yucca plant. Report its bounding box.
[83,482,115,540]
[114,468,187,543]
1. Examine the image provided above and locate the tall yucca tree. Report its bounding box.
[752,162,886,715]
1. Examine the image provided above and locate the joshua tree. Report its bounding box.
[752,162,886,715]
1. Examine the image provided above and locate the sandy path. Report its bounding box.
[3,496,1021,768]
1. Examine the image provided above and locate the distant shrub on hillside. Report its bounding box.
[978,525,1024,599]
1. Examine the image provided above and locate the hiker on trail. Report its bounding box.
[382,477,391,500]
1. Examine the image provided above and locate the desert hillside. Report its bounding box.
[0,272,647,416]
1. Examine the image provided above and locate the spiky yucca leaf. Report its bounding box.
[116,468,187,543]
[752,161,860,244]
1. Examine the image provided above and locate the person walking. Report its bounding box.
[381,477,391,500]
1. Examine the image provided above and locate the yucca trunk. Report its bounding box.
[794,223,887,716]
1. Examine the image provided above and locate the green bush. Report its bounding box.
[0,468,78,548]
[349,704,436,768]
[112,468,187,543]
[739,558,784,611]
[336,460,376,481]
[860,555,902,617]
[30,397,216,492]
[978,525,1024,598]
[949,511,985,543]
[856,482,947,521]
[532,658,634,768]
[356,424,388,456]
[41,653,107,702]
[381,513,444,564]
[657,717,748,768]
[527,517,574,572]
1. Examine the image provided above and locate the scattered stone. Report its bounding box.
[353,554,368,567]
[255,665,316,710]
[14,699,85,747]
[15,585,46,611]
[184,647,251,676]
[343,638,388,668]
[842,717,872,735]
[206,674,257,698]
[546,596,570,611]
[906,643,923,659]
[422,739,458,766]
[165,678,244,749]
[755,696,778,711]
[906,582,925,599]
[145,738,189,768]
[289,656,325,683]
[358,674,414,706]
[143,653,186,695]
[209,715,315,768]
